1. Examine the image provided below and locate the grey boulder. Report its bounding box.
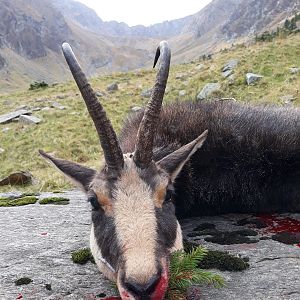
[222,59,239,72]
[197,83,220,100]
[289,67,300,74]
[246,73,263,85]
[141,88,152,98]
[106,82,118,92]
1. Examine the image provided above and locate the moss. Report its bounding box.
[183,239,249,271]
[204,229,258,245]
[0,197,10,201]
[20,192,40,197]
[96,293,107,298]
[39,197,70,205]
[271,232,300,245]
[15,277,32,286]
[0,196,38,207]
[199,250,249,271]
[71,248,94,264]
[236,217,267,229]
[187,229,218,237]
[192,223,216,231]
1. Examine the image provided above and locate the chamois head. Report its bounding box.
[39,41,207,300]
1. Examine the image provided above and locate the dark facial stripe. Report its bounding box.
[92,210,121,270]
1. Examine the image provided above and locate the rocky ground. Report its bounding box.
[0,190,299,300]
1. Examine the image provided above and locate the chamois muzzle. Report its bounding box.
[134,41,171,169]
[61,42,124,174]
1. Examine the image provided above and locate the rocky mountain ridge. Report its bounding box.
[0,0,299,92]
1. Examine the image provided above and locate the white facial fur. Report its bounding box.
[113,158,158,283]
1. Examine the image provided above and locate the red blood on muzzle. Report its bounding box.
[150,266,169,300]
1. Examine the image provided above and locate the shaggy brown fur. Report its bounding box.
[119,100,300,217]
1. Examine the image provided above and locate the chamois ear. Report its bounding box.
[157,130,208,181]
[38,150,96,192]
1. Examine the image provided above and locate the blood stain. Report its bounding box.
[257,215,300,247]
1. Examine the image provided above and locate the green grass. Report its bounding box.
[38,197,70,205]
[0,34,299,192]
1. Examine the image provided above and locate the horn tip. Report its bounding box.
[61,42,71,53]
[38,149,48,158]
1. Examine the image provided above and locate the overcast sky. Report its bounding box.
[77,0,212,26]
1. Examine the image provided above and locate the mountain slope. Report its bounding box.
[170,0,300,63]
[0,0,156,92]
[0,33,299,191]
[51,0,189,38]
[0,0,299,92]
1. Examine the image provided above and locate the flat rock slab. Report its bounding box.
[0,110,31,124]
[181,215,300,300]
[0,190,299,299]
[19,115,41,125]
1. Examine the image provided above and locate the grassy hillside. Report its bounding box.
[0,34,299,192]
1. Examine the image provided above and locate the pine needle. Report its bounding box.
[166,246,225,299]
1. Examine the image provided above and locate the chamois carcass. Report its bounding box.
[39,41,300,300]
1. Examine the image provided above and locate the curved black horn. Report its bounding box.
[134,41,171,169]
[61,43,124,173]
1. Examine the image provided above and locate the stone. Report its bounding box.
[17,105,28,110]
[51,102,66,110]
[0,148,4,154]
[56,95,66,99]
[131,106,142,112]
[228,74,235,85]
[19,115,41,125]
[197,83,220,100]
[141,88,152,98]
[289,67,300,74]
[1,127,10,132]
[222,70,233,78]
[280,95,296,104]
[0,190,115,299]
[106,82,118,92]
[35,97,49,102]
[246,73,263,85]
[181,213,300,299]
[0,171,33,186]
[222,59,239,72]
[96,91,105,97]
[175,73,188,79]
[3,100,12,106]
[195,64,204,70]
[32,107,41,112]
[0,192,299,299]
[41,107,50,111]
[179,90,186,97]
[0,109,31,124]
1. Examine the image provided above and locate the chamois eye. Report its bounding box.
[88,192,100,210]
[165,189,173,202]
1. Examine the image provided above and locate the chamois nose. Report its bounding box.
[124,273,161,298]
